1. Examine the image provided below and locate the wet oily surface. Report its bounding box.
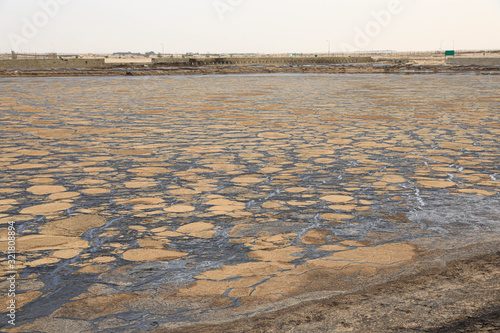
[0,74,499,332]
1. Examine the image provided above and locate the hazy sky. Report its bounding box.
[1,0,499,54]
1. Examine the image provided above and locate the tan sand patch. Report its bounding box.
[0,199,18,205]
[182,146,223,153]
[248,246,304,263]
[315,158,335,164]
[92,256,115,264]
[262,201,282,209]
[123,198,164,205]
[194,261,295,282]
[260,167,282,173]
[124,181,156,188]
[83,167,114,173]
[205,198,241,206]
[150,226,169,233]
[40,215,106,236]
[328,204,357,211]
[317,245,348,251]
[206,198,246,211]
[327,138,352,145]
[129,226,147,231]
[176,222,215,238]
[49,192,80,200]
[0,290,43,312]
[87,284,116,296]
[122,249,188,262]
[329,242,415,264]
[262,233,297,245]
[25,257,61,267]
[27,185,66,196]
[258,132,290,139]
[81,188,110,195]
[0,205,12,212]
[164,205,195,213]
[249,273,331,298]
[8,163,47,170]
[74,179,106,185]
[133,204,164,211]
[321,195,354,203]
[128,167,167,173]
[113,149,154,155]
[34,129,75,139]
[231,176,265,184]
[16,235,88,251]
[285,187,308,193]
[418,180,456,188]
[20,202,72,215]
[287,200,316,206]
[432,166,457,172]
[321,213,356,222]
[174,280,231,297]
[15,149,50,156]
[380,175,406,183]
[137,238,169,248]
[153,230,183,238]
[340,240,371,247]
[205,163,241,172]
[355,141,391,148]
[428,156,455,164]
[456,189,496,196]
[50,293,141,320]
[170,188,199,195]
[51,249,82,259]
[15,317,94,333]
[302,229,333,245]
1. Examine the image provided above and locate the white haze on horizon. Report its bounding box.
[0,0,499,54]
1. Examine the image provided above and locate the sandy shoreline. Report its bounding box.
[1,64,500,77]
[170,241,499,333]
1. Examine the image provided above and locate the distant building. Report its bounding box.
[113,52,142,56]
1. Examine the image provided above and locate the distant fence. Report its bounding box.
[10,52,57,60]
[0,56,375,70]
[153,56,374,66]
[446,58,500,66]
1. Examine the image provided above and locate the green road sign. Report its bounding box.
[445,50,455,57]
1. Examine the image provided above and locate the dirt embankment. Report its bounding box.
[1,64,499,77]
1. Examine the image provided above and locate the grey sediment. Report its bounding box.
[1,72,498,332]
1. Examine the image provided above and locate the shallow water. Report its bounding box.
[0,74,499,331]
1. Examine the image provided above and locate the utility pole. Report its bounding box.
[161,43,165,55]
[327,40,330,55]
